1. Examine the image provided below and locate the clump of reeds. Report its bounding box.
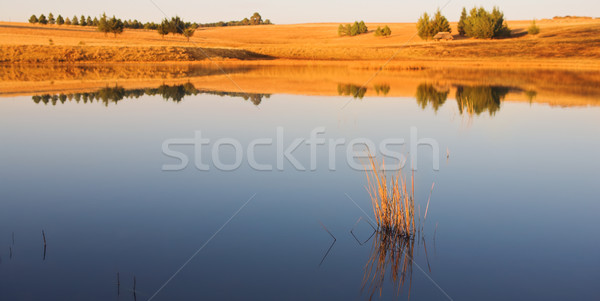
[365,155,417,238]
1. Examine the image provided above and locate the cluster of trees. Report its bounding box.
[374,26,392,37]
[457,7,511,38]
[417,6,511,40]
[417,9,451,40]
[157,17,196,41]
[195,12,272,27]
[338,21,368,37]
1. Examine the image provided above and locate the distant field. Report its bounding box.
[1,18,599,69]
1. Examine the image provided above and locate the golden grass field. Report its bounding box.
[1,18,600,69]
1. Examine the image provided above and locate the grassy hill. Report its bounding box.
[0,18,599,69]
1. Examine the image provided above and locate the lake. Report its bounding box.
[0,64,599,300]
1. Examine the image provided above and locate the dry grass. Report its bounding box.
[365,155,422,238]
[0,18,599,67]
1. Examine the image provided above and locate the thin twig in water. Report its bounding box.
[318,221,336,241]
[424,183,435,221]
[117,272,120,296]
[318,221,336,267]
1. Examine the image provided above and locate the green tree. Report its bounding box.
[86,16,93,26]
[65,17,71,25]
[417,12,431,40]
[38,14,48,25]
[80,15,87,26]
[382,25,391,36]
[528,19,540,35]
[432,9,451,34]
[250,12,262,25]
[157,22,169,38]
[463,6,510,39]
[168,16,185,34]
[72,15,79,25]
[97,13,110,36]
[374,26,382,36]
[29,15,38,23]
[183,28,195,41]
[107,16,124,37]
[358,21,368,34]
[350,21,359,36]
[48,13,55,24]
[92,17,99,26]
[56,15,64,25]
[457,7,467,36]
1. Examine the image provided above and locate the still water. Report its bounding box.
[0,66,599,300]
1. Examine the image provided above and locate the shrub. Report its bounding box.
[462,6,510,39]
[374,25,392,37]
[338,21,368,37]
[528,20,540,35]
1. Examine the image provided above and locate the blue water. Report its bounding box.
[0,83,599,300]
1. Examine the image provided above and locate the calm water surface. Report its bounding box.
[0,71,599,300]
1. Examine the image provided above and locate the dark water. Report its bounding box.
[1,79,599,300]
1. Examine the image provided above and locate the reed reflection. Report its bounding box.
[31,83,271,106]
[362,231,415,300]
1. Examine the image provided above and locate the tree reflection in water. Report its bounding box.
[31,83,271,106]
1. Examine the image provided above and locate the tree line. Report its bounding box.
[28,12,271,30]
[28,12,271,40]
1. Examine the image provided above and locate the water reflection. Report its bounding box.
[415,84,449,112]
[455,85,510,116]
[338,83,368,99]
[31,83,271,106]
[415,83,528,116]
[363,232,415,300]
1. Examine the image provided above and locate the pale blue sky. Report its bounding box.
[2,0,598,24]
